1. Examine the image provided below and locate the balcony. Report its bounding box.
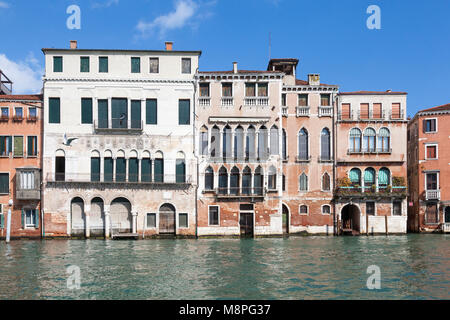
[281,107,288,117]
[198,97,210,107]
[318,106,333,117]
[221,97,233,107]
[389,110,404,121]
[357,110,386,121]
[94,119,143,134]
[338,111,354,121]
[347,148,392,155]
[15,167,41,200]
[335,185,407,199]
[442,223,450,233]
[426,189,440,201]
[296,106,310,117]
[215,187,265,198]
[244,97,269,106]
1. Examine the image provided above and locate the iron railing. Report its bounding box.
[47,173,191,184]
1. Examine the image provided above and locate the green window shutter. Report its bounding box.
[0,173,8,194]
[349,169,360,184]
[34,209,39,228]
[128,158,139,182]
[364,169,375,184]
[80,57,90,72]
[154,158,163,182]
[49,98,60,123]
[178,99,190,125]
[146,99,157,124]
[91,157,100,182]
[14,136,23,157]
[379,168,389,185]
[0,136,4,156]
[81,98,93,124]
[27,136,37,156]
[111,98,127,128]
[131,57,140,73]
[141,158,152,182]
[104,157,113,182]
[0,214,4,228]
[99,57,108,73]
[131,100,141,129]
[176,159,185,183]
[21,209,24,229]
[98,99,108,128]
[53,56,63,72]
[116,158,126,182]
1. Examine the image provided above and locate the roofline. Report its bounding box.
[339,91,407,95]
[41,48,202,56]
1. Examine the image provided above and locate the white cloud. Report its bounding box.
[0,2,10,9]
[92,0,119,9]
[0,53,43,94]
[136,0,203,38]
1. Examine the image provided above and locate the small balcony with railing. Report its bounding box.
[426,189,440,201]
[347,147,392,155]
[281,107,288,117]
[335,177,407,199]
[338,110,354,121]
[296,106,310,117]
[94,118,143,134]
[318,106,333,117]
[198,97,211,107]
[221,97,234,107]
[15,167,41,200]
[215,187,266,199]
[357,110,386,121]
[442,223,450,233]
[389,110,404,121]
[244,96,269,106]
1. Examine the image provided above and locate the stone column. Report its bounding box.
[104,206,111,238]
[85,204,91,238]
[132,211,138,234]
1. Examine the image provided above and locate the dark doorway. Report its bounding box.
[159,203,176,234]
[282,204,289,234]
[341,204,360,235]
[445,207,450,223]
[240,213,254,237]
[55,156,65,181]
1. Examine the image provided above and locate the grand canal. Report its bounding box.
[0,235,449,299]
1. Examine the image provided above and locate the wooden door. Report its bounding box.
[159,204,175,234]
[240,212,254,237]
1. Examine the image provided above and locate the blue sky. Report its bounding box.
[0,0,449,116]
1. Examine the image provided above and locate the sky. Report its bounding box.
[0,0,449,117]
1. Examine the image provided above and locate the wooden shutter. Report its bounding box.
[128,158,139,182]
[427,146,436,159]
[34,209,39,228]
[49,98,60,123]
[141,158,152,182]
[53,57,62,72]
[0,214,3,229]
[176,159,186,183]
[81,98,93,124]
[154,158,164,182]
[392,103,401,119]
[91,157,100,182]
[14,136,23,157]
[373,103,382,118]
[21,209,24,228]
[131,100,141,129]
[27,136,37,156]
[178,99,190,125]
[146,99,157,124]
[131,57,140,73]
[99,57,108,73]
[298,131,308,159]
[115,158,126,182]
[80,57,89,72]
[98,99,108,128]
[111,98,127,128]
[360,103,369,119]
[104,158,113,182]
[341,103,350,119]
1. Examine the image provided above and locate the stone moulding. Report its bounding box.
[45,181,192,191]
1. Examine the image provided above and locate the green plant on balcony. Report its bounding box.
[392,176,406,187]
[337,177,351,187]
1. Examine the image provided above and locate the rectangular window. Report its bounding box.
[81,98,93,124]
[258,83,268,97]
[1,107,8,119]
[104,157,113,182]
[24,209,38,228]
[91,157,100,182]
[28,107,37,120]
[341,103,351,119]
[322,205,331,214]
[209,206,219,226]
[320,94,330,106]
[373,103,382,118]
[0,173,9,194]
[426,145,437,159]
[199,83,210,97]
[80,57,90,72]
[178,99,190,125]
[179,213,188,228]
[49,98,60,124]
[391,103,401,119]
[20,171,35,190]
[14,107,23,119]
[115,158,126,182]
[53,56,63,72]
[131,57,140,73]
[366,202,375,215]
[27,136,38,157]
[99,57,108,73]
[424,119,437,133]
[282,93,286,106]
[55,156,65,181]
[111,98,127,128]
[222,83,232,97]
[393,201,402,216]
[245,83,256,97]
[147,213,156,228]
[181,58,191,74]
[98,99,108,128]
[131,100,141,129]
[298,94,308,106]
[146,99,157,124]
[13,136,23,157]
[360,103,369,119]
[426,173,438,190]
[149,58,159,73]
[426,203,438,224]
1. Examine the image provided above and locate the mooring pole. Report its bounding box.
[6,200,13,243]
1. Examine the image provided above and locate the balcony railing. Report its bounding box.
[244,97,269,106]
[389,110,404,120]
[221,97,233,107]
[318,106,333,117]
[281,107,288,117]
[198,97,210,107]
[94,119,143,133]
[442,223,450,233]
[357,110,386,121]
[338,111,354,121]
[426,189,440,200]
[296,106,310,117]
[335,185,407,198]
[347,148,392,154]
[215,187,265,197]
[46,173,191,185]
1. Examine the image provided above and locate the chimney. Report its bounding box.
[386,89,392,93]
[308,74,320,86]
[165,41,173,51]
[70,40,77,49]
[233,62,238,74]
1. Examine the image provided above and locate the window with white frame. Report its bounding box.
[423,118,437,133]
[425,144,438,160]
[322,205,331,214]
[299,205,308,215]
[209,206,219,225]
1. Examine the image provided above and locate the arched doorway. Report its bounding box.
[71,197,85,236]
[159,203,176,234]
[341,204,361,235]
[282,204,289,234]
[110,197,132,233]
[90,197,105,236]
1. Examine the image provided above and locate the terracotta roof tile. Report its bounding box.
[419,103,450,113]
[0,94,43,101]
[198,70,280,74]
[295,79,336,87]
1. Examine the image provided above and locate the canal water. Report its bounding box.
[0,235,449,300]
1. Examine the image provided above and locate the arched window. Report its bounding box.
[199,126,208,156]
[141,151,152,182]
[246,126,256,161]
[299,205,308,214]
[322,172,331,191]
[242,166,251,195]
[210,126,220,158]
[254,166,263,195]
[378,128,390,152]
[204,166,214,191]
[322,205,331,214]
[363,128,376,152]
[268,166,277,190]
[218,167,228,195]
[154,151,164,183]
[349,128,362,152]
[282,129,287,160]
[378,167,390,190]
[364,167,376,190]
[223,125,232,160]
[55,149,65,181]
[270,125,279,156]
[258,126,268,160]
[349,168,361,186]
[175,151,186,183]
[230,167,240,195]
[282,174,286,191]
[321,128,331,160]
[299,173,308,191]
[234,126,244,160]
[90,150,100,182]
[298,128,308,160]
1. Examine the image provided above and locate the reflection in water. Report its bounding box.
[0,235,449,300]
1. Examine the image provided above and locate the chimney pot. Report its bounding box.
[165,41,173,51]
[233,62,238,74]
[70,40,77,49]
[308,73,320,86]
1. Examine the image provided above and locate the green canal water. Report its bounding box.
[0,235,449,300]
